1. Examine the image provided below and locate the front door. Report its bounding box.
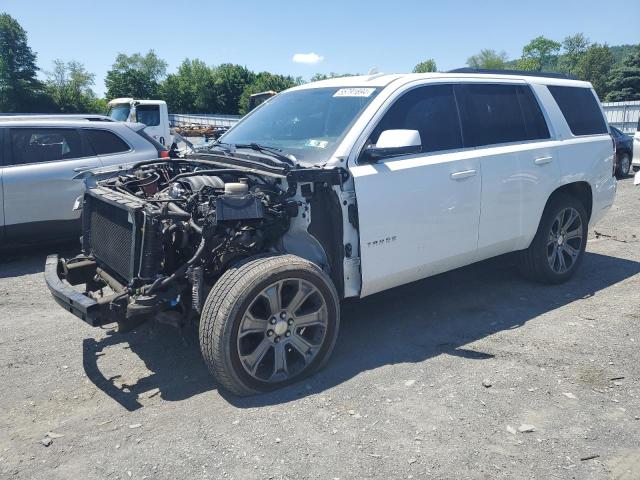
[351,84,482,297]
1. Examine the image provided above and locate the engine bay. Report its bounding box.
[70,158,304,327]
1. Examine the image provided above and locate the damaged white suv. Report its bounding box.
[46,71,617,395]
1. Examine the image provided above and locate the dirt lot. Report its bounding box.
[1,178,639,480]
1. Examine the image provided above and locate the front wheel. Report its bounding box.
[199,254,340,396]
[520,194,588,284]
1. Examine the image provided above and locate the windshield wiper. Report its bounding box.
[232,143,297,167]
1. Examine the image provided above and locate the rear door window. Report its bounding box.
[85,129,130,155]
[455,84,549,147]
[547,86,608,136]
[371,84,464,153]
[136,105,160,127]
[9,128,83,165]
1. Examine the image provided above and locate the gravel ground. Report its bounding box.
[1,178,639,480]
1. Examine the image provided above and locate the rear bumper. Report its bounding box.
[45,255,111,327]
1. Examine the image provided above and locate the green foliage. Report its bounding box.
[4,12,640,115]
[515,57,540,71]
[467,49,508,69]
[606,47,640,101]
[558,33,590,75]
[213,63,255,114]
[521,36,561,71]
[239,72,301,114]
[413,59,437,73]
[0,13,47,112]
[105,50,167,100]
[575,44,614,99]
[161,59,220,113]
[310,72,357,82]
[45,60,103,113]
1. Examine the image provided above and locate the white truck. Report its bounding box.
[47,70,616,396]
[107,98,172,148]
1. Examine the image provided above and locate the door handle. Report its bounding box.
[73,166,91,172]
[450,169,477,180]
[534,156,553,165]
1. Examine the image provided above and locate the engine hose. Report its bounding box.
[145,238,209,295]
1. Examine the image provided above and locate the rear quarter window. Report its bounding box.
[547,86,608,136]
[85,129,130,155]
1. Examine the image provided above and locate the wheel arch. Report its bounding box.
[547,181,593,222]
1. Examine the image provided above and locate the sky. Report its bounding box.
[2,0,638,97]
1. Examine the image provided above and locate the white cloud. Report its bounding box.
[292,52,324,65]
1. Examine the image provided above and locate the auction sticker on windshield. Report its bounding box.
[333,88,376,97]
[305,139,329,149]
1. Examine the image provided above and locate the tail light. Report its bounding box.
[611,134,616,176]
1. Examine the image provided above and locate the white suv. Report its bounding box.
[47,71,616,395]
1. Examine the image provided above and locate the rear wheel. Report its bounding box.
[616,152,631,178]
[199,254,340,396]
[520,194,588,284]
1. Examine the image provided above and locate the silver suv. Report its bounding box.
[0,119,166,245]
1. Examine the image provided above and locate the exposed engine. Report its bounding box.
[70,158,301,327]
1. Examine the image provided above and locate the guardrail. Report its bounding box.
[169,113,242,128]
[602,101,640,134]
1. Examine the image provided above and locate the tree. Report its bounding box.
[521,36,561,71]
[515,57,540,71]
[575,44,614,99]
[105,50,167,99]
[413,59,437,73]
[239,72,301,114]
[0,13,47,112]
[161,59,220,113]
[466,49,508,69]
[213,64,255,114]
[111,50,167,82]
[310,72,357,81]
[559,33,590,74]
[45,60,103,112]
[606,47,640,101]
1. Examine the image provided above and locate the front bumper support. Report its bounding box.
[45,255,113,326]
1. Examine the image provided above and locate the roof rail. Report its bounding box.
[447,68,578,80]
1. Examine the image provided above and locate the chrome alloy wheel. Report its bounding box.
[547,207,583,274]
[236,278,329,383]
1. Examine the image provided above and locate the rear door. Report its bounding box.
[3,126,102,240]
[454,82,559,259]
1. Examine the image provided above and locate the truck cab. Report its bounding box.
[108,98,172,148]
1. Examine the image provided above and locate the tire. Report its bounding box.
[520,193,588,284]
[199,254,340,396]
[616,152,631,178]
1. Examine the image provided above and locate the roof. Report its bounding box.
[0,114,112,122]
[290,72,592,92]
[107,98,167,106]
[0,118,145,129]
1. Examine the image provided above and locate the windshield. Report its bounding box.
[108,104,131,122]
[220,87,380,165]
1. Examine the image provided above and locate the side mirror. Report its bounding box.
[360,129,422,162]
